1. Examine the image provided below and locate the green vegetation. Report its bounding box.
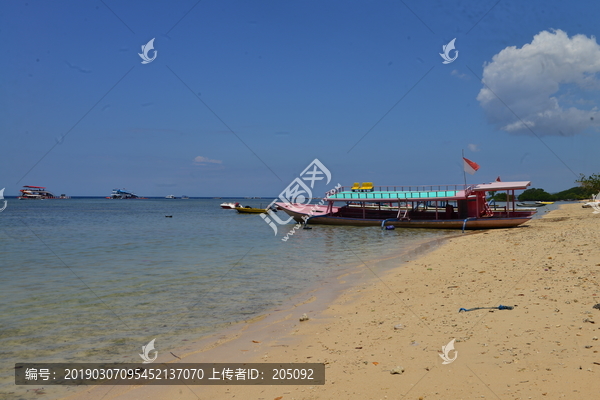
[487,192,515,201]
[516,186,592,201]
[518,188,555,201]
[487,174,599,202]
[576,173,600,196]
[551,186,592,200]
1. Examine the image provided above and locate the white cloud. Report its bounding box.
[477,29,600,136]
[467,143,480,152]
[451,69,468,79]
[193,156,222,165]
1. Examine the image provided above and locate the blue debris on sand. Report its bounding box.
[459,305,514,312]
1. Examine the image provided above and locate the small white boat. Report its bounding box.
[220,202,240,209]
[166,195,177,199]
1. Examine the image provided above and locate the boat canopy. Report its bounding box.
[325,181,530,202]
[472,181,531,192]
[327,189,466,202]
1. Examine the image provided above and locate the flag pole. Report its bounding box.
[462,149,467,187]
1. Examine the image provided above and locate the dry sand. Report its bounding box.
[63,203,600,400]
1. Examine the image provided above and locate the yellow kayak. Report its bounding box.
[236,206,267,214]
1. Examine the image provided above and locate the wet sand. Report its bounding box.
[63,203,599,400]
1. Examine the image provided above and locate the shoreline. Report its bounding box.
[56,204,600,398]
[57,233,457,400]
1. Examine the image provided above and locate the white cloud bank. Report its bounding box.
[194,156,222,165]
[477,29,600,136]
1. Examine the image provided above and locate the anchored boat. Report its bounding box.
[236,206,268,214]
[108,188,143,199]
[236,203,279,214]
[18,186,56,199]
[276,181,536,230]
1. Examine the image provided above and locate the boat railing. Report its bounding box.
[335,184,471,194]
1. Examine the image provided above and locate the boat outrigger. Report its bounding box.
[276,181,536,230]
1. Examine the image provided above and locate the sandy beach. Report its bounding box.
[60,203,599,400]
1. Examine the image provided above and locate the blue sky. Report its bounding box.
[2,0,600,197]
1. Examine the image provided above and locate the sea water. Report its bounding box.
[1,198,553,398]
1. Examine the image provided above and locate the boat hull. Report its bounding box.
[279,206,532,229]
[236,207,267,214]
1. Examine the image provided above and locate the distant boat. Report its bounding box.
[181,195,189,199]
[517,202,546,207]
[108,188,142,199]
[18,186,55,199]
[59,194,70,199]
[235,205,269,214]
[165,195,177,199]
[221,202,240,209]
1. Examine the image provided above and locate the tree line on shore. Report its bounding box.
[489,173,600,202]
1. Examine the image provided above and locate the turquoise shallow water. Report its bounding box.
[2,198,531,398]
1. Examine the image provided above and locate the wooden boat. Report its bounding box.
[517,202,546,207]
[276,181,536,230]
[236,205,268,214]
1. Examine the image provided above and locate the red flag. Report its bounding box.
[463,157,480,175]
[496,176,502,182]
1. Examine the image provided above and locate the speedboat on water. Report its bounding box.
[276,181,536,230]
[165,194,176,199]
[220,202,240,209]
